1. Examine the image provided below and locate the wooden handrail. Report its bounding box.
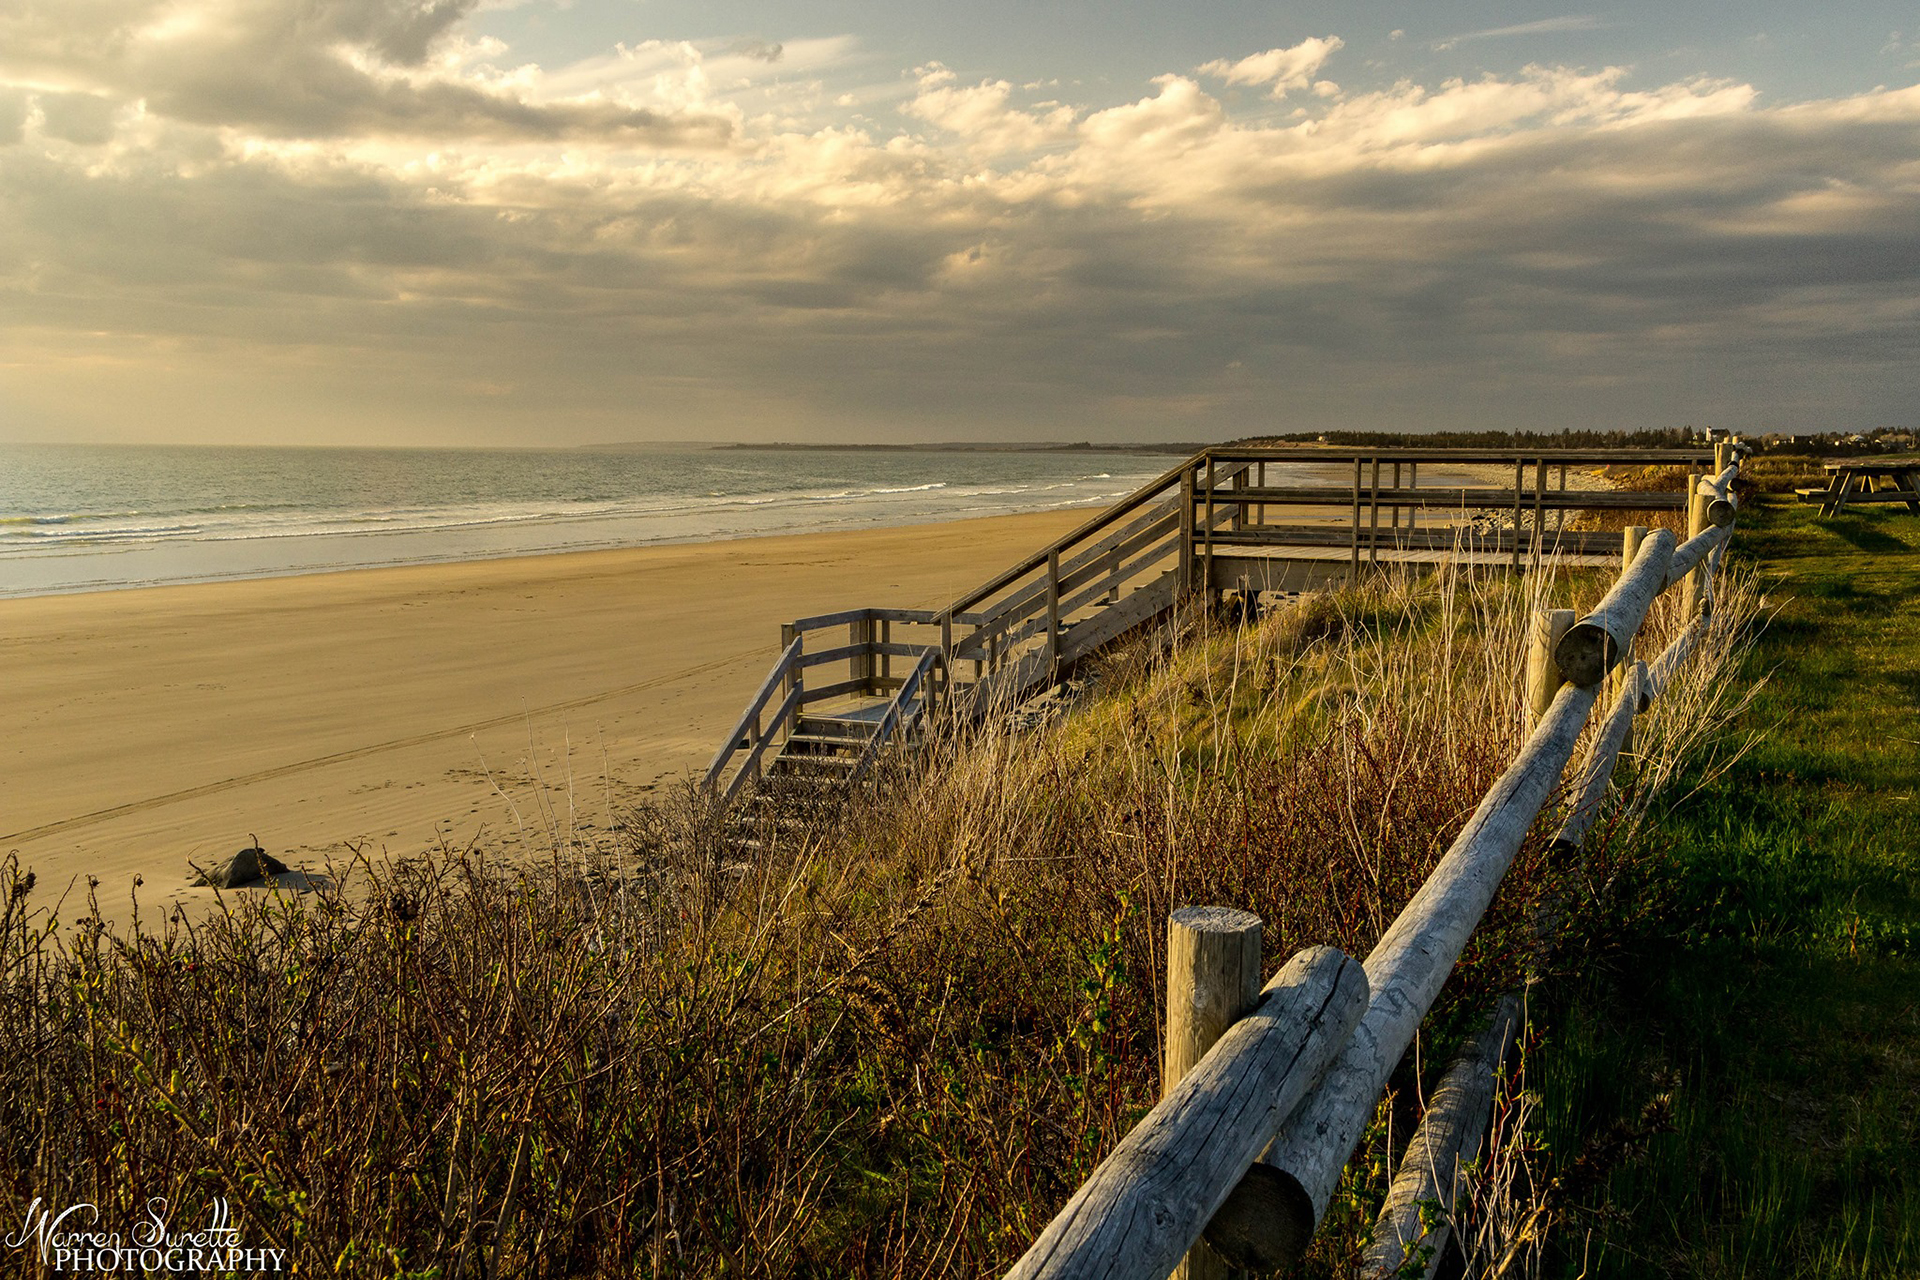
[704,636,803,789]
[849,648,942,782]
[721,684,802,805]
[1205,446,1717,465]
[946,458,1197,617]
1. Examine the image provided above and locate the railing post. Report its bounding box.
[1349,458,1363,584]
[1203,455,1217,600]
[1368,456,1382,566]
[1407,461,1418,542]
[1526,608,1577,724]
[781,622,801,705]
[1179,466,1197,596]
[1531,458,1547,568]
[1510,458,1524,571]
[1046,549,1061,682]
[1166,907,1263,1280]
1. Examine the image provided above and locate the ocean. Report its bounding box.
[0,443,1178,598]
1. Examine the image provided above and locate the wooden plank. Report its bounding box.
[797,641,939,670]
[1206,680,1602,1272]
[1046,549,1061,679]
[1510,458,1523,572]
[1179,466,1197,596]
[1055,533,1179,623]
[962,504,1181,649]
[1057,574,1176,665]
[1205,446,1716,465]
[1202,526,1630,555]
[787,606,878,633]
[1201,486,1688,511]
[1005,947,1369,1280]
[799,677,871,704]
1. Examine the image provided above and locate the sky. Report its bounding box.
[3,1,1919,446]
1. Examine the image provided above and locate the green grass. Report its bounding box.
[1536,497,1920,1278]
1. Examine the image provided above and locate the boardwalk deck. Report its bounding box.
[705,444,1716,806]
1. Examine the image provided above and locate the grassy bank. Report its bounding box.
[1,551,1755,1278]
[1536,495,1919,1277]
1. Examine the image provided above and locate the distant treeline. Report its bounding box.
[1240,426,1916,457]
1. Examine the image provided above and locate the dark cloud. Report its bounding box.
[38,91,118,144]
[0,87,25,144]
[726,39,784,63]
[0,0,735,145]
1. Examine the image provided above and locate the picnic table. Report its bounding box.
[1797,458,1920,516]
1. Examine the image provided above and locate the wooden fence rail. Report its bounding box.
[1003,436,1750,1279]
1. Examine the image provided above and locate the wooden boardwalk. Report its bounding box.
[706,444,1718,805]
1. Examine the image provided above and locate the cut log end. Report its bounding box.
[1203,1163,1316,1274]
[1552,620,1613,688]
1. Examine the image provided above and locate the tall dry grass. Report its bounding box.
[0,554,1760,1278]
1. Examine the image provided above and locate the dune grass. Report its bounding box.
[1532,496,1920,1278]
[0,548,1757,1278]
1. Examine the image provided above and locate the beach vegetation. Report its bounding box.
[1,538,1766,1277]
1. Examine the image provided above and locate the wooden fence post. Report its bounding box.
[1166,907,1263,1280]
[1681,482,1708,619]
[1615,526,1646,756]
[1526,608,1577,724]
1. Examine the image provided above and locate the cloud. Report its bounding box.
[0,0,736,145]
[1197,37,1343,98]
[1434,16,1604,52]
[2,15,1919,442]
[726,39,784,63]
[904,62,1076,154]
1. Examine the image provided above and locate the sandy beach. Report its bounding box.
[0,509,1089,925]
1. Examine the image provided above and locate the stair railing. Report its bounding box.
[848,646,945,783]
[703,635,804,805]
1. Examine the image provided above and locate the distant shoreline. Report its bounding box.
[614,440,1212,455]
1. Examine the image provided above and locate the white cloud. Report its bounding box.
[1197,37,1344,99]
[904,61,1076,155]
[1433,16,1604,52]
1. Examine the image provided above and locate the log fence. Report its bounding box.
[1002,433,1751,1279]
